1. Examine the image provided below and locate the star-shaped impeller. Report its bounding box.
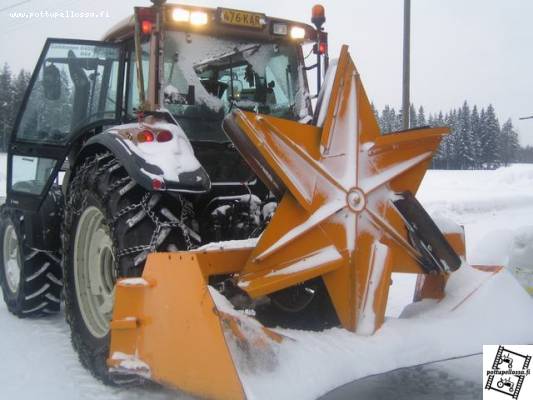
[226,45,449,335]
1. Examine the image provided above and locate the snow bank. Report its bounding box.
[0,161,532,399]
[508,226,533,294]
[238,266,533,400]
[418,164,533,220]
[419,164,533,270]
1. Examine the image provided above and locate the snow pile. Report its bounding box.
[238,265,533,400]
[0,163,532,399]
[418,164,533,220]
[507,226,533,294]
[418,165,533,268]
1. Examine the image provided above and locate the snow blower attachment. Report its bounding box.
[108,46,467,398]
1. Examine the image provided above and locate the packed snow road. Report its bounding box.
[1,155,533,399]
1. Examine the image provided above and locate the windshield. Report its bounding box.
[163,31,310,142]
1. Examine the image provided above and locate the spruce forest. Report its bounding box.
[374,102,533,168]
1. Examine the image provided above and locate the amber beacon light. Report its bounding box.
[311,4,325,28]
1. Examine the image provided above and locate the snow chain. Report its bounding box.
[68,153,196,262]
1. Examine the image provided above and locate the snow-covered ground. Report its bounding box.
[1,155,533,399]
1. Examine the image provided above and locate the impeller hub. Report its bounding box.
[347,187,366,212]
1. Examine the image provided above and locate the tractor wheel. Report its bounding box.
[62,153,194,385]
[0,208,62,317]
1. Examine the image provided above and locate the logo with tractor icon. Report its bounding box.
[484,346,532,399]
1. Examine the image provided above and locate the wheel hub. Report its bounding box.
[346,187,366,212]
[74,206,116,338]
[2,224,21,294]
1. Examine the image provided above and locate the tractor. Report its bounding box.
[0,0,332,385]
[0,1,492,399]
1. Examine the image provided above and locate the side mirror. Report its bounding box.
[42,63,61,101]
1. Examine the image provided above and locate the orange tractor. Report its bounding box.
[0,1,505,399]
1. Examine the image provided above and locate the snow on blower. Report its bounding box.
[0,1,531,400]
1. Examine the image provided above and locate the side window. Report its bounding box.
[15,42,121,145]
[127,41,150,114]
[11,155,56,194]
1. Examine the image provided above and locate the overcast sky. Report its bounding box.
[1,0,533,145]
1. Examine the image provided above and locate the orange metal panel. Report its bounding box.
[194,248,253,277]
[109,252,246,400]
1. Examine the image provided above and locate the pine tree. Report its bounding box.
[470,105,482,168]
[432,111,447,168]
[457,101,474,169]
[409,103,417,128]
[391,107,402,131]
[436,111,445,127]
[445,111,457,169]
[499,119,520,166]
[11,69,30,117]
[480,104,500,167]
[381,105,393,133]
[371,102,380,129]
[417,105,426,127]
[0,63,13,151]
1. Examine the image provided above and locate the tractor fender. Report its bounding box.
[81,121,211,193]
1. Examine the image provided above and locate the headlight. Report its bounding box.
[172,8,190,22]
[190,11,208,26]
[290,26,306,40]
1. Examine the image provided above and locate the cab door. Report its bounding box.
[6,38,124,212]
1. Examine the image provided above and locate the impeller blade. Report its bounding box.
[222,44,453,336]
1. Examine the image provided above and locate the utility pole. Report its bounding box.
[402,0,411,130]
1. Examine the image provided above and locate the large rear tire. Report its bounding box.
[0,208,62,317]
[62,153,194,385]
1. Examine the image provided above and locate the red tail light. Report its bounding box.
[137,130,155,143]
[141,20,153,35]
[313,42,327,55]
[152,178,165,190]
[156,130,173,142]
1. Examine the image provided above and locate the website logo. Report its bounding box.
[484,345,532,399]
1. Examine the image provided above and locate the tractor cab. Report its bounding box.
[5,2,327,211]
[104,3,325,142]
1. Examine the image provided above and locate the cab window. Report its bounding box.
[15,41,121,145]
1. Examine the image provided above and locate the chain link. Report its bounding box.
[67,153,197,260]
[112,192,150,223]
[103,176,132,201]
[116,193,196,259]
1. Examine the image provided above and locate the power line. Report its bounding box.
[0,0,32,13]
